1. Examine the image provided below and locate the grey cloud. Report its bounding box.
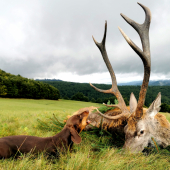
[0,0,170,82]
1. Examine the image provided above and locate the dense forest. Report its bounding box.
[38,80,170,112]
[0,70,60,100]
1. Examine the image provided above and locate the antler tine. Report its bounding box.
[96,108,128,120]
[119,3,151,119]
[90,21,118,91]
[103,103,121,109]
[119,3,151,56]
[90,21,129,117]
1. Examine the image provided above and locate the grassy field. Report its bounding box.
[0,98,170,169]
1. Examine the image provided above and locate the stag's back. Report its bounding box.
[85,106,148,135]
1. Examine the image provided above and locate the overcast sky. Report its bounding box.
[0,0,170,83]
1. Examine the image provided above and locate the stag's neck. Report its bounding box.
[147,115,170,148]
[156,123,170,147]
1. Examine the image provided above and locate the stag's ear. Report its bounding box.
[129,92,137,113]
[147,92,161,118]
[69,126,81,144]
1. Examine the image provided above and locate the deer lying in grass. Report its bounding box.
[84,103,148,135]
[90,2,170,152]
[67,104,147,135]
[0,110,90,159]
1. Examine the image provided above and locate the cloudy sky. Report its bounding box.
[0,0,170,83]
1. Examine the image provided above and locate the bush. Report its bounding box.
[160,103,170,113]
[71,92,89,102]
[96,98,102,103]
[91,98,96,103]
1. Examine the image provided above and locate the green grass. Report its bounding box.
[0,98,170,169]
[0,98,101,137]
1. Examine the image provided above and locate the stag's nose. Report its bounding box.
[86,120,91,124]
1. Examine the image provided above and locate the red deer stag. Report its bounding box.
[90,2,170,153]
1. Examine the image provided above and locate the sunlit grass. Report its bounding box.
[161,112,170,122]
[0,98,170,169]
[0,98,101,137]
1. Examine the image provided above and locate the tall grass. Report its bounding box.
[0,98,170,169]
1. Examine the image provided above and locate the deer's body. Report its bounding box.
[84,106,147,135]
[89,2,170,153]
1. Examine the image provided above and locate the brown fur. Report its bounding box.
[140,109,169,128]
[0,111,90,159]
[77,106,133,135]
[72,106,98,116]
[154,114,169,128]
[64,106,98,121]
[68,107,149,137]
[127,108,148,132]
[103,107,147,129]
[86,106,150,136]
[126,117,137,132]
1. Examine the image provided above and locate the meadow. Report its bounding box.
[0,98,170,169]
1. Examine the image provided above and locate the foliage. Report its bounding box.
[0,82,7,95]
[71,92,89,102]
[114,99,119,104]
[123,97,129,105]
[38,80,170,107]
[0,69,60,100]
[37,114,65,132]
[94,100,117,114]
[160,103,170,113]
[96,98,102,103]
[90,98,96,103]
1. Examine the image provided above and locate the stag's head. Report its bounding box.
[90,2,170,152]
[123,92,170,152]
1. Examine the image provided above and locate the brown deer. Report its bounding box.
[0,110,90,159]
[90,2,170,153]
[84,104,147,135]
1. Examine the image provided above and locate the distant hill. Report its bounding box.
[36,79,62,81]
[118,80,170,86]
[149,80,170,86]
[39,79,170,86]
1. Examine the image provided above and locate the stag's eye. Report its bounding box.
[140,130,144,134]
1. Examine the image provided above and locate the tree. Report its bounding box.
[0,69,60,100]
[96,98,102,103]
[160,103,170,113]
[123,97,129,106]
[63,96,69,100]
[91,98,96,103]
[71,92,88,102]
[0,83,7,95]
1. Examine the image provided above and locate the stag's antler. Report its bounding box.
[90,21,130,119]
[90,2,151,120]
[119,2,151,119]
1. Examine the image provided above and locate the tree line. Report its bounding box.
[0,70,60,100]
[38,80,170,112]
